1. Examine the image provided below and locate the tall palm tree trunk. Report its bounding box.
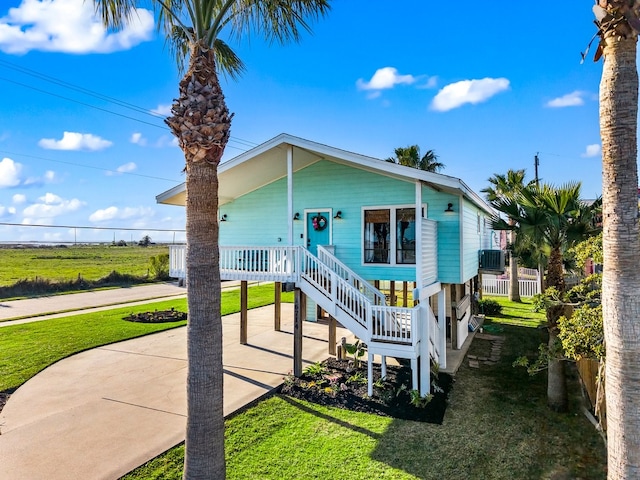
[546,247,567,412]
[600,33,640,478]
[508,230,521,302]
[166,42,232,479]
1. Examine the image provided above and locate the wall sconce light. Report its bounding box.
[444,203,454,213]
[334,211,342,219]
[220,214,227,222]
[293,212,300,221]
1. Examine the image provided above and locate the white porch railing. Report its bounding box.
[482,276,540,297]
[169,244,186,279]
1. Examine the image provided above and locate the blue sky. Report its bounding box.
[0,1,608,243]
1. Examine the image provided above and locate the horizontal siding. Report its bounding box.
[219,177,288,246]
[423,187,460,284]
[221,160,418,281]
[461,200,482,282]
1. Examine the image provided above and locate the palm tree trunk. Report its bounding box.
[600,32,640,478]
[546,247,567,411]
[508,230,521,302]
[166,41,232,479]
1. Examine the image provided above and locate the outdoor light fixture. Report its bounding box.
[293,212,300,221]
[444,203,454,213]
[220,214,228,221]
[334,211,342,219]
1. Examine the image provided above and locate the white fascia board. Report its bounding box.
[156,182,186,204]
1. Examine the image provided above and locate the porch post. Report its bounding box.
[293,288,305,377]
[240,280,248,344]
[450,284,458,350]
[402,282,408,307]
[287,145,294,246]
[274,282,282,331]
[438,287,447,369]
[328,315,337,355]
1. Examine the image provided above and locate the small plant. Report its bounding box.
[409,389,433,408]
[343,339,367,368]
[347,371,367,385]
[477,298,503,316]
[283,372,295,387]
[373,376,387,389]
[303,362,328,378]
[149,253,170,280]
[531,293,547,312]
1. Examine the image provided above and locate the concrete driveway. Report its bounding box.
[0,302,348,480]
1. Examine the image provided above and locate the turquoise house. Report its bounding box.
[157,134,501,395]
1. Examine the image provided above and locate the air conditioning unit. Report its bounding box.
[479,250,505,273]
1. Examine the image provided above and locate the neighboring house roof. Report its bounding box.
[156,133,495,215]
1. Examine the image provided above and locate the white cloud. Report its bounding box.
[546,91,586,108]
[89,205,154,223]
[22,192,85,220]
[106,162,137,176]
[430,77,510,112]
[0,157,23,187]
[417,76,439,89]
[44,170,58,182]
[12,193,26,204]
[0,204,16,217]
[130,132,147,146]
[0,0,154,55]
[39,132,113,151]
[357,67,417,91]
[582,144,602,158]
[151,104,172,116]
[155,135,180,148]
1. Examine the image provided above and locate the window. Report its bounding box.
[396,208,416,264]
[364,206,418,265]
[364,209,390,263]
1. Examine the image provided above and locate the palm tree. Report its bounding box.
[592,2,640,477]
[493,182,599,411]
[482,169,531,302]
[386,145,445,172]
[94,1,330,478]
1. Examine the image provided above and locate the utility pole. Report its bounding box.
[534,153,540,186]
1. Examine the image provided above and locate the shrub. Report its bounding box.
[477,298,502,316]
[149,253,170,280]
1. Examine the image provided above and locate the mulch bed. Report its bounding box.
[281,357,453,424]
[123,309,187,323]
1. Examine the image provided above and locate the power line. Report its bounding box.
[0,149,183,184]
[0,59,260,152]
[0,222,184,232]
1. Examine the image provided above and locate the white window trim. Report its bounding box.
[361,204,425,267]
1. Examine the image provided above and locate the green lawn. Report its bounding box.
[0,283,292,392]
[0,245,169,286]
[123,296,606,480]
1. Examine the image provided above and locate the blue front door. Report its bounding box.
[306,211,330,254]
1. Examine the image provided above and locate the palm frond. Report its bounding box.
[92,0,137,29]
[230,0,331,45]
[213,38,246,80]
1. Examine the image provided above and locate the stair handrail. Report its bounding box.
[317,245,386,306]
[299,247,370,331]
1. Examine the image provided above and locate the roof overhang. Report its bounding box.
[156,133,495,215]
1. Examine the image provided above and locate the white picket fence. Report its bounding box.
[482,275,540,297]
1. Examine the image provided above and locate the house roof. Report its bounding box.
[156,133,495,215]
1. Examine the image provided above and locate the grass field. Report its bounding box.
[0,245,169,286]
[123,296,606,479]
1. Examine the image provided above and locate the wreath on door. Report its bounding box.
[312,214,328,231]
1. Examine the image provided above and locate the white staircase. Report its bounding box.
[170,244,445,394]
